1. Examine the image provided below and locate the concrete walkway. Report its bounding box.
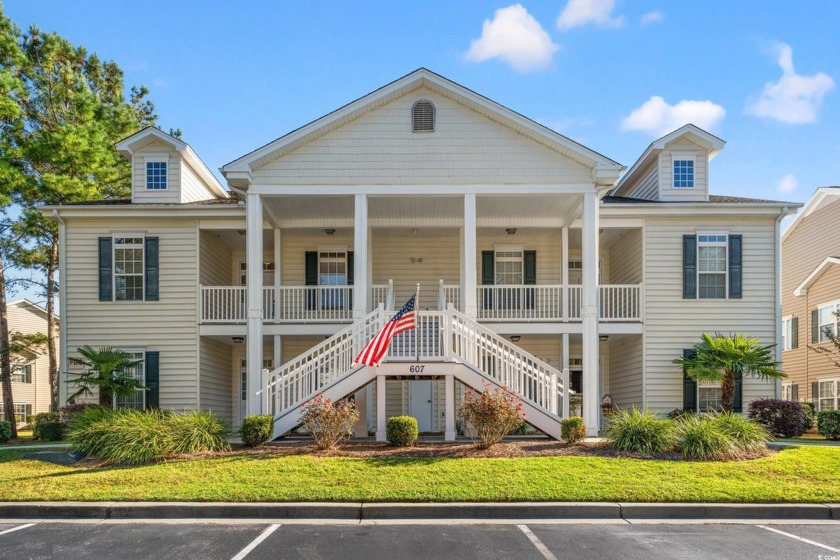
[0,443,71,451]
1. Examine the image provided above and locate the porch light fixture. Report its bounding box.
[599,335,609,342]
[510,335,521,342]
[324,228,336,236]
[231,336,245,344]
[506,228,517,236]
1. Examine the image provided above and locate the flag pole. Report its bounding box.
[415,283,420,363]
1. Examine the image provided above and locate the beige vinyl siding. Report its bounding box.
[3,303,53,416]
[608,335,643,409]
[199,338,233,424]
[132,140,181,203]
[181,160,216,203]
[626,162,659,201]
[782,195,840,393]
[643,216,777,411]
[62,218,200,409]
[608,229,642,285]
[476,233,561,286]
[658,139,708,202]
[800,265,840,386]
[253,88,593,186]
[373,232,460,305]
[200,231,234,286]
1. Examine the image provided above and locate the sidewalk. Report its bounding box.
[0,443,71,451]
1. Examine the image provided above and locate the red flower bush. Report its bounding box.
[299,394,360,449]
[459,384,526,449]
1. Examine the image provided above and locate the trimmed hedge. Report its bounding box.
[240,415,274,447]
[387,416,419,447]
[747,398,804,438]
[0,420,10,443]
[560,416,586,444]
[817,410,840,441]
[32,412,65,441]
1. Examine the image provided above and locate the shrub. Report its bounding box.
[168,410,230,454]
[459,385,525,449]
[606,408,674,454]
[748,398,804,438]
[67,406,118,456]
[710,412,767,453]
[59,403,103,423]
[299,394,360,449]
[560,416,586,444]
[0,420,10,443]
[801,402,816,431]
[673,415,731,460]
[386,416,418,446]
[817,410,840,441]
[35,421,65,441]
[240,414,274,447]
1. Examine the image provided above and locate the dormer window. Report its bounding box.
[146,161,168,190]
[412,100,435,133]
[673,159,694,188]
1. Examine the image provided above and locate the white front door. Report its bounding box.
[409,380,433,432]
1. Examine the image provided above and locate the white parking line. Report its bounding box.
[517,524,558,560]
[757,525,840,553]
[0,523,36,536]
[231,523,280,560]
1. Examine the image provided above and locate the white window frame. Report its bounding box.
[493,244,524,286]
[817,300,840,343]
[782,315,793,351]
[113,234,145,302]
[238,260,275,286]
[781,382,794,402]
[698,384,722,412]
[817,378,840,411]
[696,233,728,300]
[114,349,146,410]
[144,156,169,190]
[11,363,32,384]
[672,153,695,188]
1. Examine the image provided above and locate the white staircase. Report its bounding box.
[264,304,570,440]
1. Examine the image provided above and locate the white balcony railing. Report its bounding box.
[476,284,641,322]
[437,280,461,311]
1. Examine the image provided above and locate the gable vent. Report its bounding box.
[412,100,435,133]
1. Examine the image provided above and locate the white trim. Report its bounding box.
[144,157,169,191]
[781,315,793,352]
[695,232,728,300]
[671,153,695,189]
[793,257,840,296]
[782,187,840,243]
[816,377,840,411]
[112,234,146,302]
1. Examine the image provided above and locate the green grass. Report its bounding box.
[0,446,838,503]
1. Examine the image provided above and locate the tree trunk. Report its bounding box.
[720,372,736,413]
[0,252,18,438]
[46,241,58,410]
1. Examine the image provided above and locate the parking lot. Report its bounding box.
[1,520,839,559]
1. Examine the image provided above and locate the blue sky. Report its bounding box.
[7,0,839,202]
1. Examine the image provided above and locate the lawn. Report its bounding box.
[0,446,838,503]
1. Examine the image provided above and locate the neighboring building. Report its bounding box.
[1,300,57,426]
[44,69,796,437]
[781,187,840,411]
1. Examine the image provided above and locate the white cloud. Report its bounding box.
[746,42,835,124]
[777,174,798,194]
[620,96,726,136]
[640,10,663,25]
[557,0,623,30]
[465,4,560,73]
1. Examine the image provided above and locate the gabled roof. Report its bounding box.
[612,124,726,196]
[794,257,840,296]
[781,187,840,243]
[115,127,229,199]
[222,68,624,188]
[7,299,59,321]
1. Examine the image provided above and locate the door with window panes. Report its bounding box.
[495,250,523,310]
[319,251,347,310]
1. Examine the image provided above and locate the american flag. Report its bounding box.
[352,293,416,367]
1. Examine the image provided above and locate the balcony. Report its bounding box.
[471,284,642,322]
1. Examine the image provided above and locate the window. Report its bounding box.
[114,351,145,410]
[567,260,603,284]
[319,251,347,309]
[146,161,167,190]
[0,403,32,425]
[698,385,721,412]
[697,234,727,299]
[412,100,435,132]
[114,237,145,301]
[495,250,523,285]
[673,159,694,188]
[238,261,275,286]
[818,379,839,411]
[782,316,793,351]
[818,302,840,342]
[11,363,32,384]
[782,383,794,401]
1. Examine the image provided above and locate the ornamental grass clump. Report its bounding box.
[167,410,230,454]
[459,385,525,449]
[710,412,767,455]
[299,394,360,449]
[606,408,674,454]
[672,414,731,461]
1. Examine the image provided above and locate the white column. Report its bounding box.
[581,192,600,436]
[353,194,369,318]
[273,228,282,321]
[273,336,281,371]
[354,387,368,438]
[445,374,456,441]
[562,333,570,418]
[376,375,387,441]
[246,192,264,416]
[463,193,477,317]
[561,226,569,320]
[367,225,373,312]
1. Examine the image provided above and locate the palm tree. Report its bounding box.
[65,346,146,408]
[674,333,785,412]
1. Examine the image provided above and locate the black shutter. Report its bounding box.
[812,381,819,402]
[792,384,799,402]
[98,237,113,301]
[305,251,318,311]
[481,251,494,310]
[728,234,742,299]
[144,237,159,301]
[683,235,696,299]
[145,351,159,410]
[682,349,697,410]
[812,309,819,343]
[524,250,536,309]
[791,317,799,349]
[346,251,354,311]
[25,365,31,384]
[732,371,743,413]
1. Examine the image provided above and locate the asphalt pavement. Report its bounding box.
[1,520,839,559]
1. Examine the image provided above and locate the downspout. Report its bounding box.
[52,210,68,407]
[775,206,795,398]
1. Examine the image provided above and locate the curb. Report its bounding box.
[0,502,838,521]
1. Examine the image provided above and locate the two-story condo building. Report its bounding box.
[46,69,797,437]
